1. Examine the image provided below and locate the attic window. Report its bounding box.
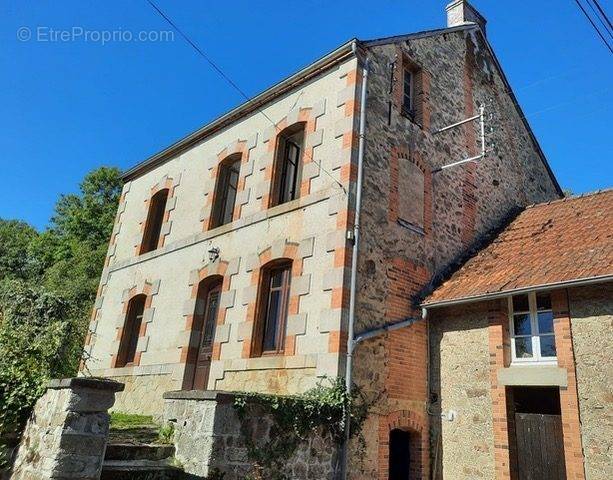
[402,67,414,118]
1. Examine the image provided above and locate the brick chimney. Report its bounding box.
[446,0,487,35]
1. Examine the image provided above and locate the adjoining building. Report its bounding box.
[83,1,611,478]
[424,190,612,480]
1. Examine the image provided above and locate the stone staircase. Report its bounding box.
[101,426,183,480]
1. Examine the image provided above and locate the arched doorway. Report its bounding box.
[186,277,222,390]
[389,428,411,479]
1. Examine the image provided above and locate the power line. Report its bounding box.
[591,0,613,32]
[145,0,347,193]
[585,0,613,38]
[573,0,613,53]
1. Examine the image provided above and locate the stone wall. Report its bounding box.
[569,283,613,480]
[351,25,560,479]
[163,390,339,479]
[10,378,123,480]
[428,302,495,479]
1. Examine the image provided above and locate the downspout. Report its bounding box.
[340,46,369,480]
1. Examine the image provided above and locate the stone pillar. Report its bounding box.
[10,377,124,480]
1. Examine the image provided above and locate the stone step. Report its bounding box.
[105,443,175,462]
[109,426,161,445]
[101,460,182,480]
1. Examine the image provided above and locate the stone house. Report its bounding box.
[81,1,611,478]
[423,190,612,480]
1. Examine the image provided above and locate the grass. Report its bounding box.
[109,412,155,429]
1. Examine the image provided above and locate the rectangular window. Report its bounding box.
[402,68,413,116]
[211,157,241,228]
[257,263,291,354]
[509,292,556,364]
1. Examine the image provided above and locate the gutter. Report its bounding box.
[122,39,358,181]
[339,47,369,480]
[422,274,613,309]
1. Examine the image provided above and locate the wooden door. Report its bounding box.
[514,413,566,480]
[191,284,221,390]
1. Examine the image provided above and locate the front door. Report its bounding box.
[514,413,566,480]
[191,284,221,390]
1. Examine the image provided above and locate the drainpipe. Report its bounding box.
[339,47,369,480]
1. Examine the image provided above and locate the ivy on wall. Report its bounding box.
[232,377,370,480]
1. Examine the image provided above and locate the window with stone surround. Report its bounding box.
[509,292,556,364]
[116,294,146,367]
[270,124,305,207]
[140,188,168,254]
[253,260,292,356]
[210,154,241,228]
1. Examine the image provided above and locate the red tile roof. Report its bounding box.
[424,190,613,306]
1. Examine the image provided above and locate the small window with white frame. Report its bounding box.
[509,292,556,364]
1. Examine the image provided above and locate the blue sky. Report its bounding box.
[1,1,611,230]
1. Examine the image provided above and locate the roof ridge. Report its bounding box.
[524,188,613,210]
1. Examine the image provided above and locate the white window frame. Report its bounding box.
[508,292,557,365]
[402,67,414,114]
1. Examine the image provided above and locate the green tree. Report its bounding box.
[42,167,122,311]
[0,220,38,281]
[0,166,122,455]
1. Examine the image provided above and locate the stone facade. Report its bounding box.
[350,26,559,480]
[428,301,495,479]
[426,283,613,479]
[85,5,564,478]
[163,390,339,479]
[85,54,362,414]
[569,284,613,480]
[10,378,123,480]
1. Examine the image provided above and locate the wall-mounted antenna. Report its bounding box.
[431,105,488,173]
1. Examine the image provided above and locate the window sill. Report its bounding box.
[397,219,425,235]
[400,108,423,129]
[497,365,567,387]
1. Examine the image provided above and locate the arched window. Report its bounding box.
[116,294,146,367]
[253,260,292,355]
[140,188,169,254]
[210,155,241,229]
[186,276,223,390]
[271,124,305,207]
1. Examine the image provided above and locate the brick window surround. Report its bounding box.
[388,147,433,235]
[261,109,320,209]
[135,175,178,255]
[111,280,159,368]
[202,141,252,231]
[392,47,431,129]
[487,293,586,479]
[242,241,307,359]
[180,260,232,387]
